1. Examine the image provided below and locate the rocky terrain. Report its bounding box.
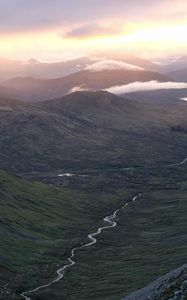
[123,265,187,300]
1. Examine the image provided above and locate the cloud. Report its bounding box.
[85,60,144,72]
[0,0,63,32]
[64,22,123,38]
[90,56,105,62]
[69,85,88,93]
[149,1,187,22]
[105,81,187,94]
[0,0,183,34]
[1,0,187,62]
[0,1,128,33]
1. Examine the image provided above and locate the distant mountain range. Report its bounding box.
[166,68,187,82]
[1,69,172,102]
[2,54,187,102]
[100,52,162,72]
[0,55,151,82]
[1,54,187,82]
[163,56,187,72]
[0,56,92,82]
[0,91,186,174]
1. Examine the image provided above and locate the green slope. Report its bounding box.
[25,163,187,300]
[0,161,187,299]
[0,170,131,299]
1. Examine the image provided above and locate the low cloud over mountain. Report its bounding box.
[69,85,88,93]
[105,80,187,94]
[85,59,144,72]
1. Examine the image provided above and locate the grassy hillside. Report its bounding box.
[0,170,130,299]
[26,163,187,300]
[0,91,186,175]
[0,162,187,299]
[57,163,187,300]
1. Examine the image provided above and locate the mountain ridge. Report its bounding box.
[1,69,173,102]
[0,90,186,174]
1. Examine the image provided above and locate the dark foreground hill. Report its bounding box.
[0,91,186,174]
[1,69,172,102]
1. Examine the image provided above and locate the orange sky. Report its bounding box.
[1,0,187,61]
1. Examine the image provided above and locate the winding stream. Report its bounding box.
[21,195,140,299]
[166,157,187,168]
[21,157,187,299]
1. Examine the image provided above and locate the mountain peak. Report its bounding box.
[25,58,41,65]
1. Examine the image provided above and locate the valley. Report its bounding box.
[1,0,187,299]
[0,157,187,299]
[0,55,186,300]
[21,196,140,300]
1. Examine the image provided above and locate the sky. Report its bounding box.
[1,0,187,61]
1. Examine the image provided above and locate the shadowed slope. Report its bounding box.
[0,91,186,174]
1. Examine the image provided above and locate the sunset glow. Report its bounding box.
[0,22,187,61]
[1,0,187,61]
